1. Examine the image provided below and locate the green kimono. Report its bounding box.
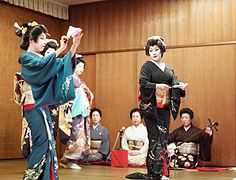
[20,51,75,180]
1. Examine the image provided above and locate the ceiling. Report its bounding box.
[53,0,106,6]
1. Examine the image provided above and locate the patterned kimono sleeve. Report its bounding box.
[21,51,75,107]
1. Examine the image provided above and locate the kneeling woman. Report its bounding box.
[121,108,148,166]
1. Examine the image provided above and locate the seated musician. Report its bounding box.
[121,108,149,166]
[83,108,110,162]
[168,107,213,168]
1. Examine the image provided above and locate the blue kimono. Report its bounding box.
[20,51,75,180]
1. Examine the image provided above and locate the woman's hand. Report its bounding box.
[55,35,69,57]
[70,31,84,56]
[59,35,69,51]
[205,127,213,136]
[178,82,188,90]
[73,31,84,47]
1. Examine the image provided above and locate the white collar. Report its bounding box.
[93,124,99,129]
[184,126,191,132]
[151,60,166,72]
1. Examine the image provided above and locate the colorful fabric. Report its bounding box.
[23,107,58,180]
[20,51,75,107]
[20,51,75,180]
[61,75,91,161]
[63,115,90,160]
[71,75,90,118]
[14,72,35,106]
[168,142,199,168]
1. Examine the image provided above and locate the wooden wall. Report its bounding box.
[0,2,68,158]
[69,0,236,166]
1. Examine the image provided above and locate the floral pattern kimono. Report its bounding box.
[19,51,75,180]
[60,75,91,160]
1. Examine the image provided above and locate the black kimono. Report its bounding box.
[168,125,213,168]
[139,60,184,178]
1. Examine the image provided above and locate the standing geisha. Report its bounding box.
[60,55,94,169]
[15,21,83,180]
[139,36,186,180]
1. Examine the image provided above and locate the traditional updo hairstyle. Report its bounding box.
[179,107,194,120]
[41,40,58,55]
[129,108,143,119]
[90,108,102,118]
[73,54,86,69]
[145,36,166,57]
[15,21,48,50]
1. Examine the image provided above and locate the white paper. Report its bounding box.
[67,26,82,38]
[172,83,188,89]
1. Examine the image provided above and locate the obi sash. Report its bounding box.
[14,72,35,109]
[127,140,144,150]
[177,142,199,156]
[155,87,170,108]
[91,139,102,150]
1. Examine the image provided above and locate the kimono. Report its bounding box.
[14,73,59,159]
[83,123,109,162]
[62,75,91,160]
[139,60,185,178]
[19,51,75,180]
[168,125,213,168]
[121,124,148,166]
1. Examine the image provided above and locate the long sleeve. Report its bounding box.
[21,51,75,107]
[139,62,156,104]
[21,52,68,85]
[98,127,110,156]
[121,130,129,151]
[199,133,213,161]
[139,62,156,89]
[168,129,177,144]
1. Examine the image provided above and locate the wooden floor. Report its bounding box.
[1,159,236,180]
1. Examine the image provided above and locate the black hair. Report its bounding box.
[73,56,86,69]
[19,24,48,50]
[129,108,143,119]
[41,40,58,55]
[180,107,194,119]
[145,37,166,57]
[90,108,102,118]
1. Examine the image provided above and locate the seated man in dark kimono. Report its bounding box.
[82,108,110,162]
[168,107,213,168]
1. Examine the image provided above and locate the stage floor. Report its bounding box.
[0,159,236,180]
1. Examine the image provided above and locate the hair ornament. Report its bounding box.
[148,35,165,46]
[14,21,39,36]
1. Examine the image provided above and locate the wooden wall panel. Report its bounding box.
[0,2,68,158]
[95,52,138,149]
[70,0,236,53]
